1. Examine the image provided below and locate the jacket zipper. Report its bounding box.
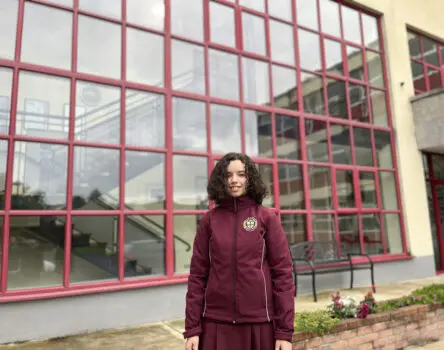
[233,197,238,324]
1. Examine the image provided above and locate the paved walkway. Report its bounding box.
[0,275,442,349]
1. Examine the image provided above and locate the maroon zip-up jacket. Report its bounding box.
[184,195,295,342]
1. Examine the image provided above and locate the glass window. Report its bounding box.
[242,58,270,106]
[171,0,203,41]
[0,0,18,60]
[125,89,165,148]
[408,32,421,59]
[210,2,235,47]
[374,130,393,168]
[349,83,369,123]
[324,39,343,75]
[209,49,239,101]
[172,40,205,95]
[379,171,398,210]
[432,155,444,179]
[296,0,318,30]
[330,124,352,164]
[428,67,442,90]
[338,215,359,254]
[12,141,68,210]
[301,73,325,115]
[359,172,377,208]
[77,16,121,79]
[269,20,295,66]
[309,166,332,210]
[173,98,206,152]
[362,214,384,254]
[174,215,202,274]
[312,214,335,241]
[370,89,388,127]
[127,28,164,87]
[210,104,241,154]
[79,0,121,19]
[244,110,272,158]
[384,214,403,254]
[242,12,266,56]
[341,6,361,45]
[278,163,304,210]
[319,0,340,37]
[48,0,73,6]
[411,61,425,92]
[173,155,208,210]
[275,115,300,160]
[281,214,307,245]
[336,169,355,208]
[239,0,264,13]
[272,65,297,110]
[75,81,121,144]
[326,79,347,119]
[125,151,165,210]
[362,13,379,50]
[423,37,439,66]
[0,140,7,209]
[354,127,373,167]
[21,2,72,70]
[298,30,321,72]
[258,164,274,207]
[125,215,166,278]
[268,0,292,22]
[127,0,164,31]
[366,51,384,88]
[305,120,328,163]
[0,68,13,135]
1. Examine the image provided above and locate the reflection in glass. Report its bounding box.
[411,61,425,92]
[278,163,304,210]
[319,0,340,37]
[312,214,335,241]
[374,130,393,168]
[349,83,369,122]
[360,172,377,208]
[210,2,235,47]
[242,58,270,106]
[242,13,266,56]
[211,104,241,154]
[347,46,364,81]
[7,216,64,290]
[72,147,120,210]
[125,215,166,277]
[362,13,379,50]
[341,6,361,45]
[12,142,68,210]
[428,67,442,90]
[21,3,72,70]
[326,79,347,119]
[47,0,73,6]
[75,81,120,144]
[305,120,328,163]
[324,39,343,75]
[209,49,239,101]
[272,65,297,110]
[423,37,439,66]
[124,151,165,210]
[239,0,264,13]
[172,40,205,95]
[362,214,384,254]
[173,155,208,210]
[79,0,121,19]
[301,73,325,115]
[432,155,444,179]
[308,166,332,210]
[0,141,7,209]
[244,110,272,158]
[408,32,421,58]
[173,98,206,152]
[269,20,294,66]
[0,0,18,60]
[354,127,373,167]
[171,0,203,41]
[298,30,321,72]
[379,171,397,209]
[330,124,352,164]
[296,0,318,30]
[258,164,274,207]
[125,89,165,148]
[426,183,440,270]
[127,28,164,87]
[174,215,202,274]
[268,0,292,21]
[338,215,360,254]
[384,214,403,254]
[281,214,306,245]
[366,51,383,87]
[127,0,164,31]
[336,170,355,208]
[77,16,121,79]
[70,215,119,283]
[275,115,300,160]
[370,89,388,127]
[0,68,13,135]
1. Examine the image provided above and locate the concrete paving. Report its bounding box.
[0,275,442,349]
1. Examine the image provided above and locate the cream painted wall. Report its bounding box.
[351,0,444,257]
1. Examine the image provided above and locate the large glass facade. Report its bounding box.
[0,0,405,297]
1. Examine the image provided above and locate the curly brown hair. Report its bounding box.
[207,152,268,205]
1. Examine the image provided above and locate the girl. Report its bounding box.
[184,152,294,350]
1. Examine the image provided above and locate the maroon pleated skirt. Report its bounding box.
[199,319,275,350]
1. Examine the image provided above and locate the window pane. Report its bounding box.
[12,142,68,210]
[336,170,355,208]
[239,0,264,12]
[173,155,208,210]
[127,0,164,31]
[374,130,393,168]
[21,3,72,70]
[127,28,164,87]
[244,110,272,158]
[268,0,292,21]
[362,214,384,254]
[275,115,300,160]
[309,166,332,210]
[301,73,325,115]
[79,0,121,19]
[428,67,442,90]
[312,214,335,241]
[78,16,121,79]
[349,83,369,123]
[325,39,343,75]
[259,164,274,207]
[379,171,398,210]
[326,79,347,119]
[125,151,165,210]
[172,40,205,95]
[370,89,388,127]
[0,0,18,60]
[242,13,266,55]
[432,155,444,179]
[384,214,403,254]
[330,124,352,164]
[423,37,439,66]
[70,215,119,284]
[242,58,270,106]
[338,215,360,254]
[341,6,361,45]
[174,215,202,274]
[210,2,235,47]
[296,0,318,30]
[173,98,206,152]
[347,46,364,81]
[272,65,297,110]
[209,49,239,101]
[0,68,13,135]
[281,214,306,245]
[75,81,120,144]
[299,30,321,72]
[278,163,304,209]
[269,20,294,66]
[353,127,373,167]
[306,120,328,163]
[411,61,425,92]
[362,13,379,50]
[7,216,64,290]
[72,147,120,210]
[171,0,203,41]
[125,90,165,148]
[210,104,241,154]
[319,0,340,37]
[125,215,165,278]
[48,0,72,6]
[0,141,7,209]
[360,172,377,208]
[366,51,383,88]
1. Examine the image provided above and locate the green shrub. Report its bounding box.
[294,310,340,336]
[410,283,444,303]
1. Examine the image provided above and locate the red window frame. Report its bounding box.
[0,0,408,303]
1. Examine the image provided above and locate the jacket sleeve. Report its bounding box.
[183,211,211,339]
[265,211,295,342]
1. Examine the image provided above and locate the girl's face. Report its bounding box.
[226,160,247,197]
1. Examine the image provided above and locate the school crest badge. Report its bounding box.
[242,217,258,232]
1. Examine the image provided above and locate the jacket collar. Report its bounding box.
[218,195,257,212]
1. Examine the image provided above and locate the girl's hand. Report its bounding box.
[275,339,292,350]
[185,336,199,350]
